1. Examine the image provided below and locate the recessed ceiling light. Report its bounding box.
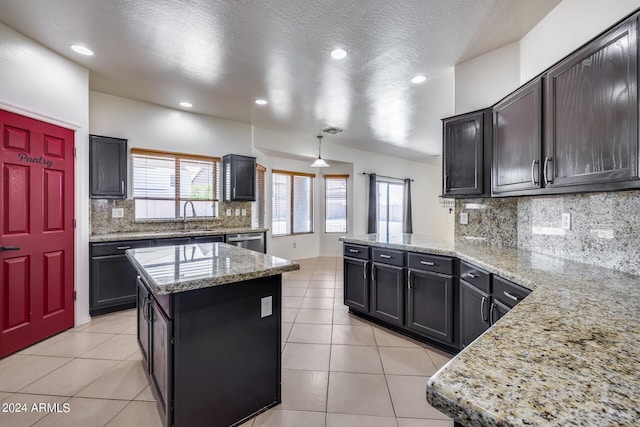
[179,101,192,108]
[71,45,94,56]
[255,99,268,105]
[411,75,427,84]
[330,48,347,60]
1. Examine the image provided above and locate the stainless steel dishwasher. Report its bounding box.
[225,232,266,253]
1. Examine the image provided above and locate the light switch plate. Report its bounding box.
[241,209,247,216]
[460,212,468,225]
[235,208,240,216]
[226,208,232,216]
[261,296,273,318]
[562,213,571,230]
[111,208,124,218]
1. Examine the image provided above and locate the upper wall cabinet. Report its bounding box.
[442,109,492,198]
[90,135,127,199]
[222,154,256,201]
[492,77,543,196]
[544,16,639,191]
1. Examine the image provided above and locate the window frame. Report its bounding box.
[131,148,220,220]
[323,174,349,234]
[376,177,404,236]
[271,169,316,237]
[254,163,266,228]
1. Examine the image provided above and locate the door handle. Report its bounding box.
[379,254,391,259]
[420,261,435,266]
[0,246,20,251]
[503,291,520,302]
[489,302,496,325]
[480,296,488,322]
[530,159,539,185]
[363,261,368,280]
[467,272,478,279]
[407,270,412,289]
[543,156,553,185]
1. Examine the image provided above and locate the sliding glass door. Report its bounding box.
[377,180,404,236]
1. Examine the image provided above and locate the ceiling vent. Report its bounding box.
[322,127,343,135]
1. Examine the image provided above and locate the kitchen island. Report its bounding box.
[125,242,299,427]
[341,234,640,426]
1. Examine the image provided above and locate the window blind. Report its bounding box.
[324,175,348,233]
[256,164,266,228]
[272,169,315,236]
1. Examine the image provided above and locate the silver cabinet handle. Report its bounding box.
[379,254,391,259]
[233,187,236,199]
[480,296,488,322]
[530,160,539,185]
[503,291,520,302]
[121,180,125,194]
[116,246,131,250]
[489,302,496,325]
[420,261,435,266]
[349,249,359,253]
[407,270,412,289]
[543,156,553,185]
[467,272,478,279]
[363,261,368,280]
[371,264,376,281]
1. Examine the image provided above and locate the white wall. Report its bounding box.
[0,23,90,326]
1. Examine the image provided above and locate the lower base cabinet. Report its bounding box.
[370,262,405,326]
[459,279,491,348]
[344,256,369,312]
[407,269,455,344]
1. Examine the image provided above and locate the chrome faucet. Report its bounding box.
[183,201,196,229]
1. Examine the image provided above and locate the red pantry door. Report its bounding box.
[0,109,75,358]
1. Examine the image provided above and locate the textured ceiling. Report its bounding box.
[0,0,561,160]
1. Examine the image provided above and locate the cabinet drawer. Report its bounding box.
[492,276,530,309]
[459,260,490,293]
[407,252,453,275]
[90,239,153,257]
[344,244,369,260]
[371,248,405,267]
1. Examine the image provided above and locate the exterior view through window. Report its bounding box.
[377,180,404,235]
[325,175,348,233]
[272,170,314,236]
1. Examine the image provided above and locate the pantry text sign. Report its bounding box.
[16,152,54,169]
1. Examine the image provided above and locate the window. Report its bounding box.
[377,180,404,235]
[272,169,315,236]
[254,163,266,228]
[324,174,348,233]
[132,148,220,220]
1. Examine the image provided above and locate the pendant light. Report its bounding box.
[311,135,329,167]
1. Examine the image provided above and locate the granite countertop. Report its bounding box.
[341,234,640,425]
[90,227,269,242]
[125,242,299,295]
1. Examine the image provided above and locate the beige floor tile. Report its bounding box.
[282,296,304,308]
[81,316,135,334]
[282,343,330,371]
[21,358,120,396]
[134,385,156,402]
[288,324,332,344]
[311,274,335,281]
[300,297,334,309]
[33,396,128,427]
[396,418,454,427]
[327,372,394,416]
[18,331,73,355]
[282,287,307,297]
[424,348,453,370]
[331,325,376,346]
[295,309,333,325]
[332,310,369,325]
[305,288,335,298]
[253,409,325,427]
[77,360,149,400]
[0,393,67,427]
[33,332,115,358]
[373,328,422,348]
[0,355,71,392]
[281,369,328,411]
[386,375,450,419]
[329,345,383,374]
[282,308,299,323]
[126,348,144,361]
[105,401,163,427]
[282,322,294,342]
[286,272,314,280]
[326,413,399,427]
[308,280,335,289]
[114,308,137,317]
[283,280,311,288]
[379,348,438,376]
[120,325,138,335]
[334,282,344,289]
[79,334,139,360]
[0,391,11,401]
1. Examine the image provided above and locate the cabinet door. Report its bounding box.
[89,135,127,198]
[151,300,173,423]
[407,269,454,344]
[90,255,138,315]
[459,280,490,348]
[232,155,256,201]
[443,111,485,197]
[136,278,150,365]
[492,78,543,195]
[370,263,404,326]
[343,257,369,312]
[545,17,638,189]
[490,300,510,326]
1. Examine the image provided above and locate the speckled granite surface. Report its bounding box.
[341,234,640,425]
[126,242,299,295]
[455,198,518,247]
[90,227,268,242]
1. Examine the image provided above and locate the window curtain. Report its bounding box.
[367,173,377,233]
[403,178,413,234]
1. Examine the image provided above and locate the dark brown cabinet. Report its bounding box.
[137,278,151,364]
[370,262,404,326]
[150,299,173,426]
[492,78,543,195]
[344,256,369,312]
[90,135,127,198]
[223,154,256,201]
[407,268,454,344]
[442,109,492,197]
[459,279,491,348]
[545,16,639,191]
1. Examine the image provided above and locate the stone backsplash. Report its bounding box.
[91,198,252,234]
[455,190,640,276]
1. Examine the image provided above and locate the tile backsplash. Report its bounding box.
[91,199,252,234]
[455,190,640,276]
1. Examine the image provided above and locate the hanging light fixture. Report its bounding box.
[310,135,329,167]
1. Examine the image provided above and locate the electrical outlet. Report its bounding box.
[235,208,240,216]
[293,242,297,248]
[226,208,231,216]
[261,296,273,318]
[111,208,124,218]
[562,213,571,230]
[241,209,247,216]
[460,212,469,225]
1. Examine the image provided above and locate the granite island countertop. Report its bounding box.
[341,234,640,425]
[125,242,298,295]
[90,227,268,243]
